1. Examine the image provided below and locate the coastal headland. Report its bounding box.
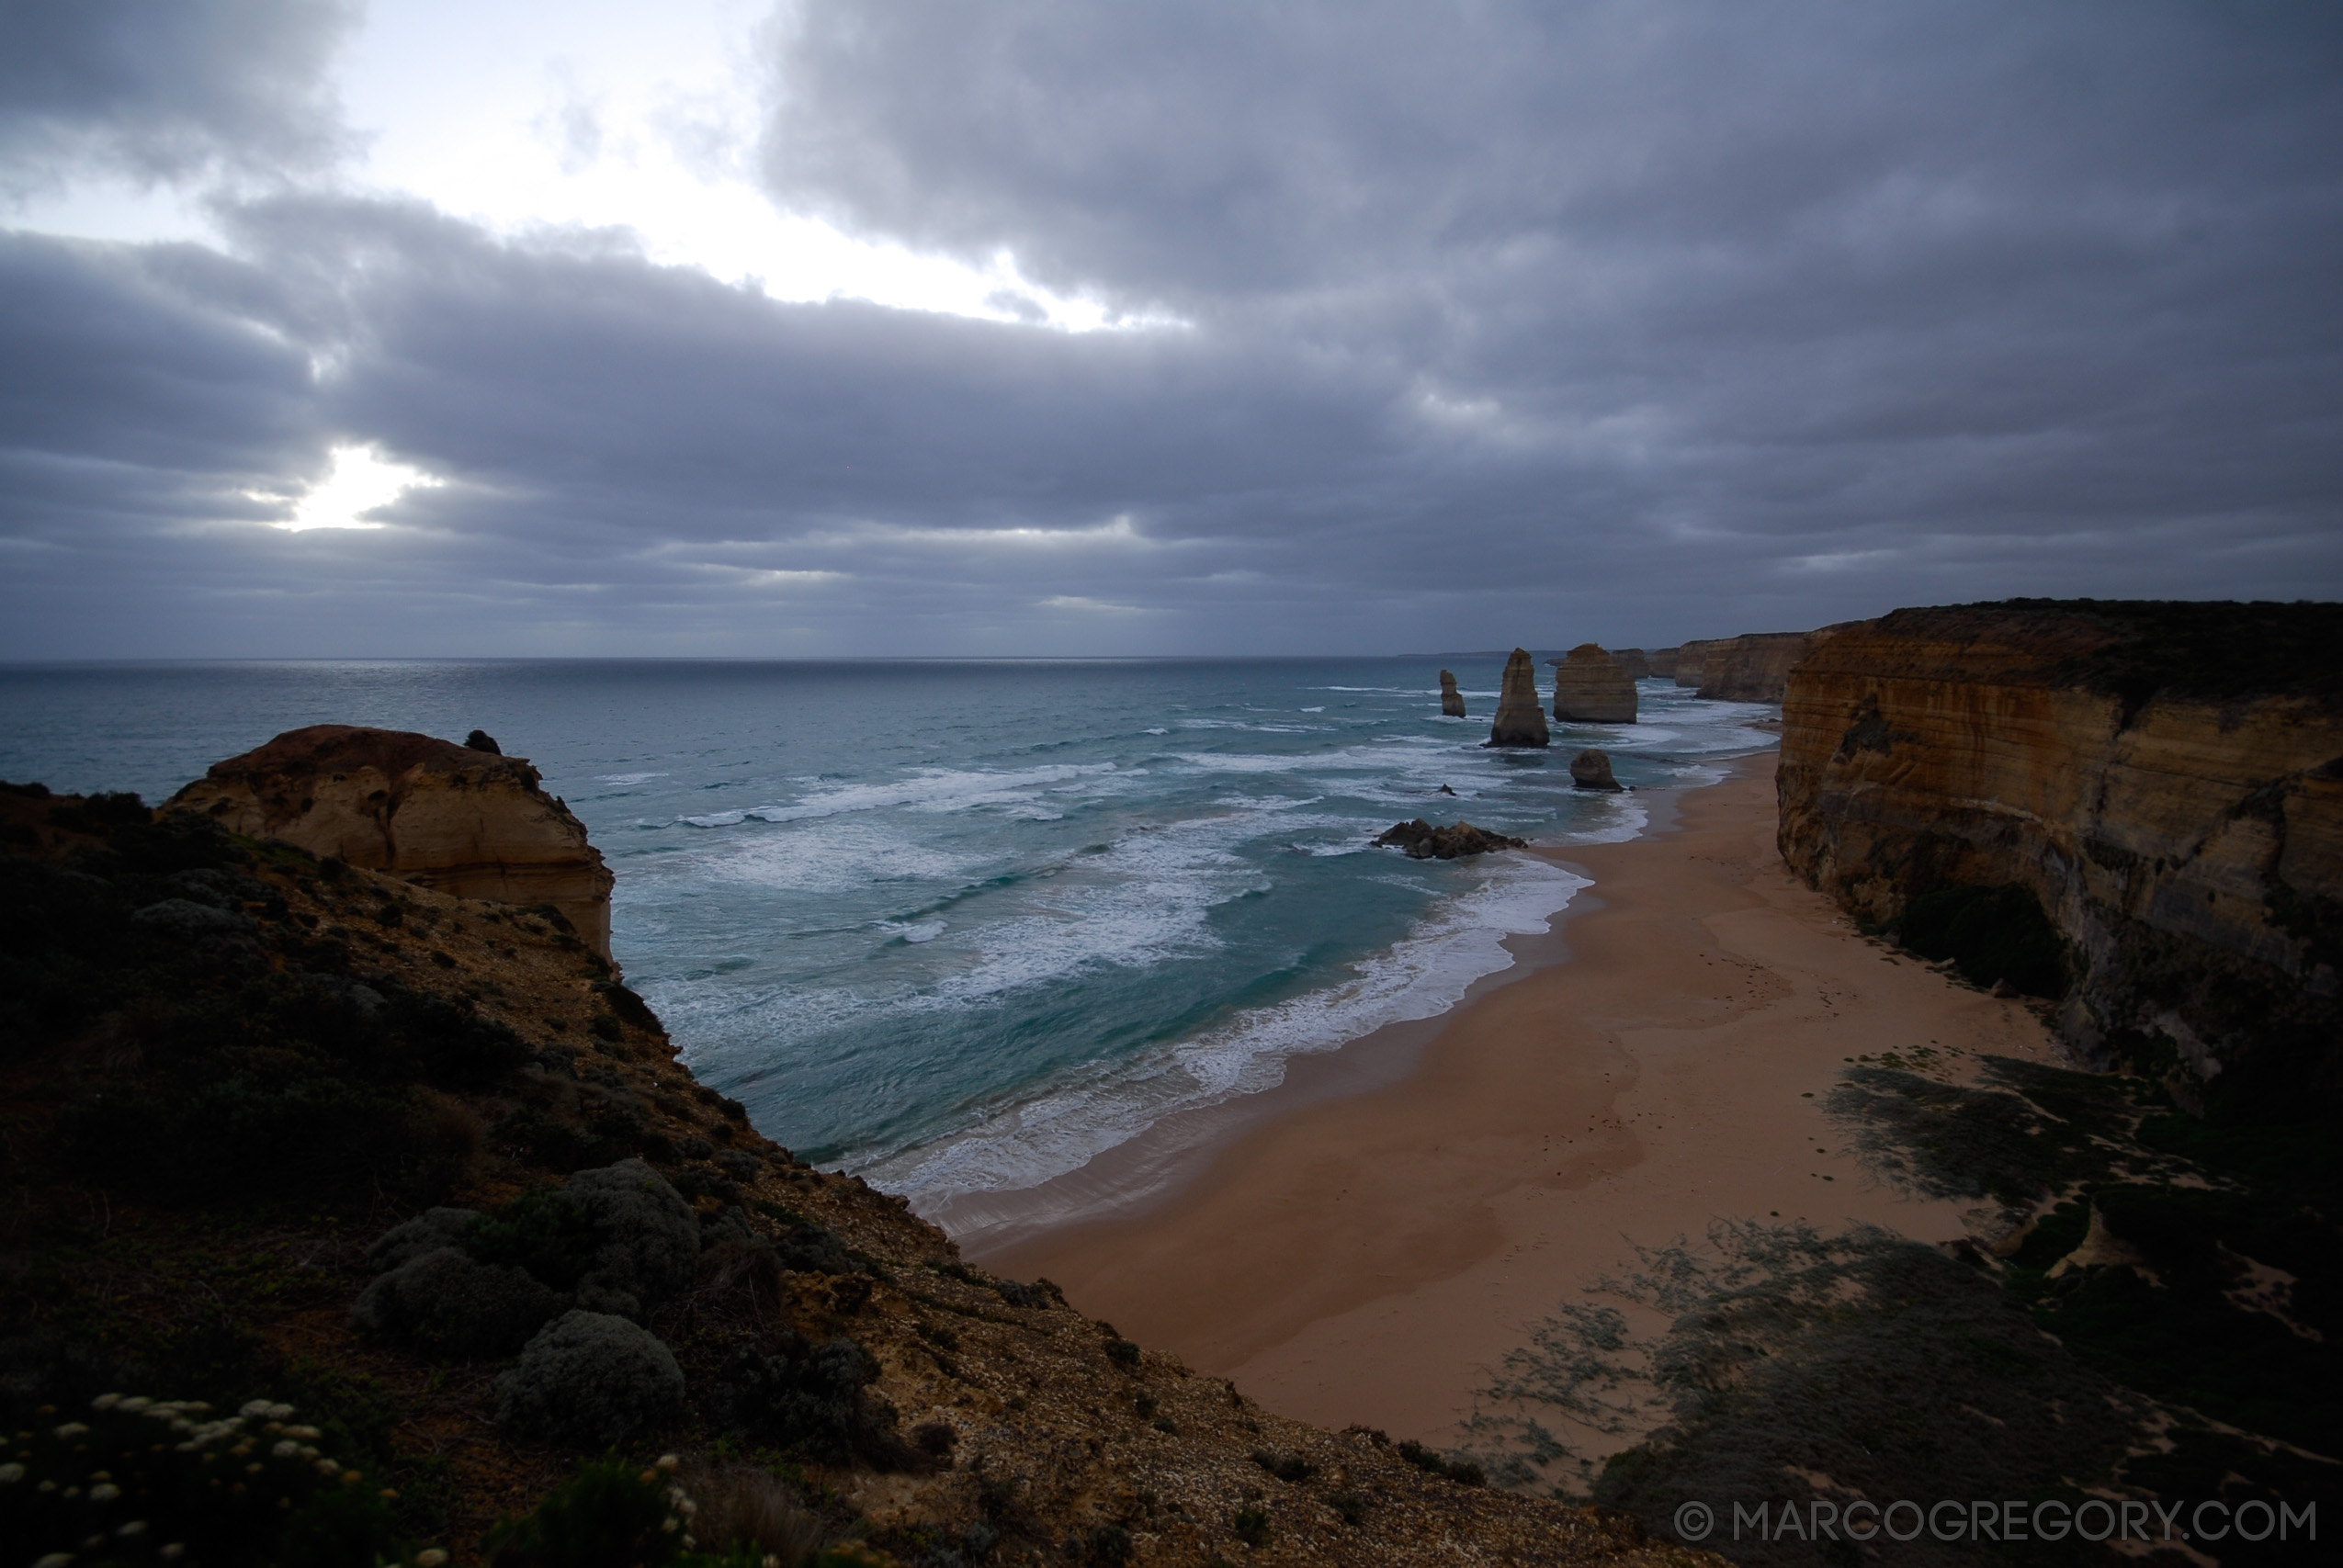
[973,755,2058,1445]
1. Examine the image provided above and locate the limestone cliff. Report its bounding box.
[170,724,617,962]
[1697,631,1818,702]
[1777,601,2343,1100]
[1440,669,1467,717]
[1648,647,1680,679]
[1486,648,1551,747]
[1610,648,1652,681]
[1671,639,1717,688]
[1550,643,1638,723]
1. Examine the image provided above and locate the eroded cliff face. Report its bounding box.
[1647,647,1680,679]
[1671,639,1716,688]
[171,724,617,961]
[1778,602,2343,1096]
[1699,630,1832,702]
[1551,643,1638,723]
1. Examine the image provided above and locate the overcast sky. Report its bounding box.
[2,0,2337,658]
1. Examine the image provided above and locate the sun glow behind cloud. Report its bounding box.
[271,446,444,532]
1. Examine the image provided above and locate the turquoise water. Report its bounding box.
[0,659,1776,1213]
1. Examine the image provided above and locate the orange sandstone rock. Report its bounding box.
[1486,648,1551,747]
[1777,601,2343,1086]
[171,724,617,961]
[1550,643,1638,723]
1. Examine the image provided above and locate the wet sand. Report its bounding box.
[969,755,2059,1446]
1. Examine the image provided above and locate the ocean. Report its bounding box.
[0,658,1778,1220]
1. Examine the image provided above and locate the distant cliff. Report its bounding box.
[1551,644,1638,723]
[1777,601,2343,1104]
[1699,630,1839,702]
[171,724,617,961]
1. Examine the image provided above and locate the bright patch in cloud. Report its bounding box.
[277,445,444,531]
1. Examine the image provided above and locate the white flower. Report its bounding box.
[267,1404,295,1420]
[299,1446,320,1462]
[160,1547,187,1561]
[91,1482,121,1500]
[241,1400,274,1417]
[93,1393,125,1410]
[284,1425,322,1440]
[661,1517,680,1533]
[118,1520,148,1536]
[273,1440,300,1458]
[0,1463,22,1483]
[33,1553,75,1568]
[52,1422,90,1439]
[655,1453,680,1472]
[118,1397,152,1413]
[314,1458,341,1476]
[415,1551,449,1567]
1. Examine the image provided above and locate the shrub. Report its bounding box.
[1250,1448,1317,1483]
[1089,1522,1133,1562]
[1329,1492,1366,1526]
[1104,1338,1140,1367]
[710,1333,919,1470]
[485,1456,689,1568]
[1396,1439,1484,1486]
[467,1186,605,1292]
[1231,1506,1271,1546]
[680,1461,827,1566]
[352,1247,567,1359]
[0,1392,434,1568]
[494,1312,686,1449]
[564,1158,701,1319]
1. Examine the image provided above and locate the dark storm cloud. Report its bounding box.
[2,0,2340,656]
[0,0,357,197]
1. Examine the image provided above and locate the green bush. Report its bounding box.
[0,1392,435,1568]
[485,1457,688,1568]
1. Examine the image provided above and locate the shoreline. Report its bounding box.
[968,753,2063,1447]
[906,752,1737,1251]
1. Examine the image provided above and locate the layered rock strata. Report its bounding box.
[1672,639,1718,688]
[1486,648,1551,747]
[1570,750,1623,791]
[171,724,617,961]
[1550,643,1639,723]
[1777,601,2343,1097]
[1699,629,1849,703]
[1648,647,1680,679]
[1610,648,1652,681]
[1440,669,1467,717]
[1375,818,1530,858]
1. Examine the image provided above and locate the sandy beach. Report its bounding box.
[970,754,2062,1449]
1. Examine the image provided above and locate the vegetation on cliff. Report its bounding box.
[0,779,1694,1568]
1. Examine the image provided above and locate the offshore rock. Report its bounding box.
[1551,643,1639,723]
[1610,648,1652,681]
[1375,818,1529,859]
[1570,750,1624,791]
[1648,647,1680,679]
[1440,669,1467,717]
[169,724,617,961]
[1777,600,2343,1095]
[1486,648,1551,747]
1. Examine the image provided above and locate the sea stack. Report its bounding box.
[1485,649,1551,747]
[1569,750,1623,791]
[1439,669,1466,717]
[1610,648,1652,681]
[169,724,617,962]
[1648,647,1681,678]
[1550,643,1638,723]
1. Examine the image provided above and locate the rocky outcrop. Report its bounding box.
[1699,629,1851,703]
[1570,750,1623,791]
[1672,639,1719,688]
[1486,648,1551,747]
[1550,644,1639,723]
[1777,601,2343,1103]
[1440,669,1467,717]
[1375,818,1530,858]
[1648,647,1680,679]
[169,724,616,961]
[1610,648,1651,681]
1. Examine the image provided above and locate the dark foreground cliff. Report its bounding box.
[0,774,1689,1568]
[1778,599,2342,1112]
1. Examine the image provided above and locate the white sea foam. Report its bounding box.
[860,848,1589,1220]
[596,772,669,786]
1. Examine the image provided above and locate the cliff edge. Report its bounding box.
[171,724,617,963]
[1777,600,2343,1104]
